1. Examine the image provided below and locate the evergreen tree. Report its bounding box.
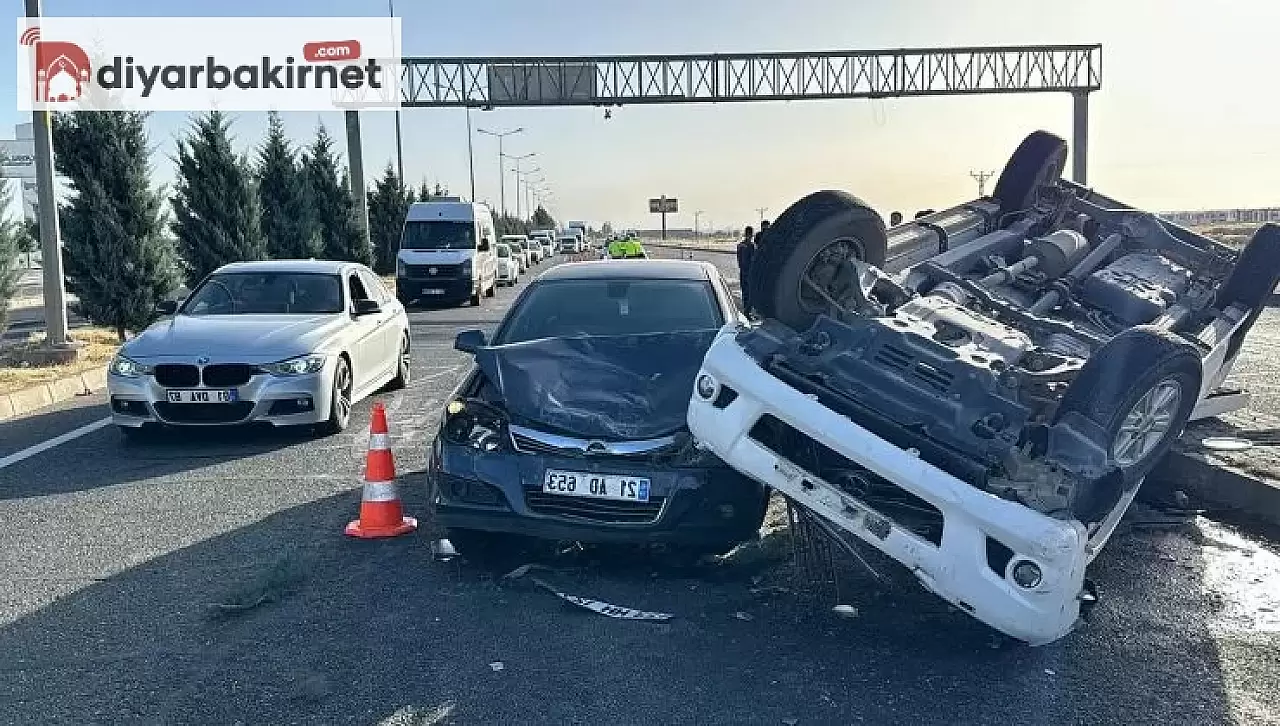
[171,111,265,286]
[256,111,319,259]
[52,112,180,341]
[304,125,370,265]
[367,163,411,275]
[417,179,431,202]
[531,205,556,230]
[0,182,21,332]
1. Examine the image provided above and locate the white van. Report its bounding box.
[397,201,498,307]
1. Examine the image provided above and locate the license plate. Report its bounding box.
[424,288,445,295]
[166,389,238,404]
[543,470,650,502]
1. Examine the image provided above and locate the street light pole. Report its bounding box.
[24,0,73,359]
[477,127,523,216]
[465,108,476,200]
[503,153,536,219]
[388,0,404,183]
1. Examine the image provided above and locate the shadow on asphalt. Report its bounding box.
[0,478,1242,726]
[0,421,316,501]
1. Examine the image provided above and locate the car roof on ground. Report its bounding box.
[214,259,355,275]
[537,260,714,281]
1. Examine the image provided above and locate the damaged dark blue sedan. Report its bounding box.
[427,260,770,559]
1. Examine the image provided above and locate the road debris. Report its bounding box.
[734,611,755,621]
[832,604,859,618]
[1203,437,1255,452]
[489,662,505,672]
[431,538,458,562]
[503,563,674,621]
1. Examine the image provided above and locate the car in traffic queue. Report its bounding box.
[502,234,533,270]
[496,243,520,286]
[605,236,647,259]
[427,260,770,559]
[556,233,581,255]
[522,238,543,265]
[107,260,411,438]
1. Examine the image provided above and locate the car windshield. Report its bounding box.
[497,278,723,343]
[182,272,343,315]
[402,220,475,250]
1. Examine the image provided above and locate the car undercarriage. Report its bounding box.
[687,130,1280,644]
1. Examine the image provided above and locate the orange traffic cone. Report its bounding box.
[345,402,417,539]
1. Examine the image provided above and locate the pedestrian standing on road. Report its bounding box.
[755,220,770,247]
[890,211,903,226]
[737,225,756,317]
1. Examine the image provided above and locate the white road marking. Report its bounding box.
[0,417,113,471]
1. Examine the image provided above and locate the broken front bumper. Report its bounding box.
[687,330,1092,645]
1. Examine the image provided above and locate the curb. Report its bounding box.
[647,241,736,256]
[0,366,106,423]
[1145,448,1280,528]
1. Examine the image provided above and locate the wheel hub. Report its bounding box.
[1112,379,1181,467]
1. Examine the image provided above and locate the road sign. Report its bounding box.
[1,140,36,179]
[649,197,678,214]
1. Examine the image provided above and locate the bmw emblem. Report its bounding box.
[197,355,211,365]
[428,267,438,275]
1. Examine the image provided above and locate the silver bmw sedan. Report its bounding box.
[107,260,411,438]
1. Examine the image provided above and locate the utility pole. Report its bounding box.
[465,107,476,200]
[344,111,371,249]
[970,169,996,197]
[387,0,404,183]
[24,0,74,360]
[693,210,704,239]
[477,126,522,217]
[503,153,536,219]
[755,207,768,225]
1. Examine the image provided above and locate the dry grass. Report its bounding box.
[0,326,120,395]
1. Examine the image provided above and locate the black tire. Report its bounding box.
[386,334,411,391]
[992,130,1069,218]
[485,279,496,297]
[748,190,888,331]
[1216,223,1280,363]
[1053,326,1202,523]
[318,356,354,436]
[469,288,482,306]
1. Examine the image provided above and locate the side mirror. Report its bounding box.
[454,329,487,354]
[156,300,178,315]
[353,299,382,317]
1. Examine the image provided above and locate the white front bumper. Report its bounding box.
[687,332,1090,645]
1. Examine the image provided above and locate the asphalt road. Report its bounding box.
[1,253,1278,726]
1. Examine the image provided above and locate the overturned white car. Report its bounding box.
[688,131,1280,645]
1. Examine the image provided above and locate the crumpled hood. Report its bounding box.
[124,313,346,361]
[475,330,719,440]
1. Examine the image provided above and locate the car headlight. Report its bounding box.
[261,354,327,377]
[442,398,508,452]
[109,354,153,378]
[396,259,406,276]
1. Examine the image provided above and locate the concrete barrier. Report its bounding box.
[0,365,105,423]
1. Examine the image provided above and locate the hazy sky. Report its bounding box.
[3,0,1278,231]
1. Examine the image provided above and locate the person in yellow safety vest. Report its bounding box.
[607,236,645,259]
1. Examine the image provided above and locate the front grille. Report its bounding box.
[526,492,665,524]
[202,364,257,387]
[154,364,199,388]
[406,263,462,279]
[511,430,574,456]
[748,414,943,545]
[154,402,254,424]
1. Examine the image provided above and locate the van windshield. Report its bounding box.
[402,221,475,250]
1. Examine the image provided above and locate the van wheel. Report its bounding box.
[470,289,482,306]
[485,279,496,298]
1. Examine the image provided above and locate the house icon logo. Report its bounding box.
[20,27,92,103]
